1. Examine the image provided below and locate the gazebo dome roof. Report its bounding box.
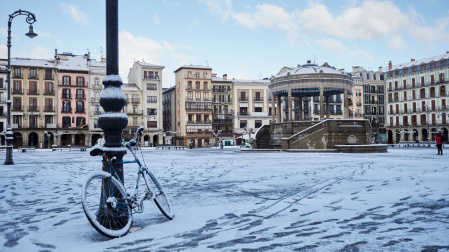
[277,60,344,77]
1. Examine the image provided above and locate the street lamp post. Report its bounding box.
[4,9,37,165]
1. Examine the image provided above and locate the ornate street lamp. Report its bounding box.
[5,9,37,165]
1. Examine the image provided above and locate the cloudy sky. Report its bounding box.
[1,0,448,87]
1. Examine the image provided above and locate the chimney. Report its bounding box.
[54,49,58,58]
[388,61,392,70]
[378,66,383,72]
[223,74,227,80]
[212,73,217,77]
[411,59,415,62]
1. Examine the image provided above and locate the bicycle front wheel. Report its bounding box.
[81,171,133,238]
[142,169,174,220]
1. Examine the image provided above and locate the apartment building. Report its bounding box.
[0,65,7,143]
[88,58,106,145]
[122,83,144,141]
[386,52,449,144]
[174,65,212,147]
[3,58,58,148]
[211,74,233,143]
[127,62,164,146]
[352,66,386,143]
[232,79,271,145]
[162,86,176,144]
[55,52,90,146]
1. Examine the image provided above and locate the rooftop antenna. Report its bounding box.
[205,60,209,66]
[98,46,103,58]
[313,55,316,64]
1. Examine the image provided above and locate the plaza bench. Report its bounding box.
[18,147,36,152]
[155,144,185,150]
[52,145,87,152]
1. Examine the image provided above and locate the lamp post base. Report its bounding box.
[4,147,14,165]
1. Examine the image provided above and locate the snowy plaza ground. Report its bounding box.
[1,146,449,251]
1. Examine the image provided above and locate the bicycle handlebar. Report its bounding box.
[126,125,145,149]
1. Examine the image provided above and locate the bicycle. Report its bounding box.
[81,126,174,238]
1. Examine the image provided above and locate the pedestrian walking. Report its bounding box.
[436,131,443,155]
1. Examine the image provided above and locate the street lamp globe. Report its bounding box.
[25,24,37,38]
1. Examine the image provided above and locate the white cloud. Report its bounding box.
[317,38,374,61]
[388,36,405,49]
[60,3,92,26]
[154,14,160,25]
[118,30,194,85]
[201,0,449,47]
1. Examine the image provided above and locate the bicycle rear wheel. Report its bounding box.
[142,169,174,220]
[81,171,133,238]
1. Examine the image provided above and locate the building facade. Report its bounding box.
[162,86,176,144]
[211,74,233,144]
[55,52,90,146]
[233,79,271,145]
[127,62,164,146]
[385,53,449,144]
[0,65,7,144]
[88,58,106,146]
[174,65,213,147]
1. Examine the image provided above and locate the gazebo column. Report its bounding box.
[277,94,282,122]
[271,93,276,122]
[319,87,324,120]
[326,95,330,119]
[343,90,348,119]
[288,89,292,121]
[299,97,303,120]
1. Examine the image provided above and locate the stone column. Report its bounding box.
[288,89,292,121]
[271,93,275,122]
[277,94,282,122]
[326,96,330,119]
[343,90,348,119]
[320,87,324,120]
[299,97,303,120]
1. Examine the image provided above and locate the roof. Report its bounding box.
[162,86,176,93]
[10,58,56,68]
[276,61,345,77]
[137,62,164,69]
[232,78,270,84]
[0,65,8,73]
[89,59,106,68]
[384,52,449,71]
[56,54,89,71]
[212,76,232,83]
[174,65,212,73]
[122,83,141,91]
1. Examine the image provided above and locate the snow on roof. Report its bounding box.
[174,65,212,72]
[276,62,344,77]
[137,62,164,68]
[0,65,8,72]
[57,54,89,71]
[122,83,141,91]
[11,58,56,68]
[89,59,106,68]
[212,76,232,82]
[232,78,270,84]
[384,52,449,71]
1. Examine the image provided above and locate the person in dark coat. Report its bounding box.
[435,132,443,155]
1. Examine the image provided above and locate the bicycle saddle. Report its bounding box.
[90,145,105,156]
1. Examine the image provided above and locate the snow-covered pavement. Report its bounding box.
[1,147,449,251]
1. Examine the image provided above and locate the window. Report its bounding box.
[147,96,157,103]
[240,120,247,128]
[45,82,54,95]
[76,89,84,99]
[13,68,21,78]
[76,101,84,112]
[45,69,52,80]
[62,89,70,99]
[147,84,157,90]
[147,121,157,128]
[195,92,201,100]
[62,116,71,128]
[76,77,85,86]
[203,72,207,78]
[203,82,208,90]
[94,77,100,87]
[255,120,262,128]
[239,107,247,115]
[63,76,71,86]
[255,107,262,112]
[196,81,201,89]
[0,78,3,88]
[147,108,157,115]
[29,68,37,79]
[63,100,71,112]
[76,117,86,127]
[133,117,137,126]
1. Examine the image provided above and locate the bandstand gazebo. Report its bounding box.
[269,60,352,122]
[252,61,380,152]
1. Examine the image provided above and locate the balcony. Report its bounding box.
[127,109,143,115]
[186,120,212,125]
[92,110,102,116]
[29,74,39,80]
[12,105,24,111]
[75,108,85,113]
[254,97,264,102]
[61,108,72,113]
[44,74,54,80]
[184,74,211,79]
[28,106,40,112]
[239,97,248,102]
[76,94,85,100]
[46,123,57,128]
[144,75,160,80]
[44,106,55,112]
[91,97,100,103]
[44,90,55,95]
[12,72,22,78]
[11,88,23,94]
[92,84,102,89]
[12,123,22,129]
[62,94,71,99]
[130,98,140,103]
